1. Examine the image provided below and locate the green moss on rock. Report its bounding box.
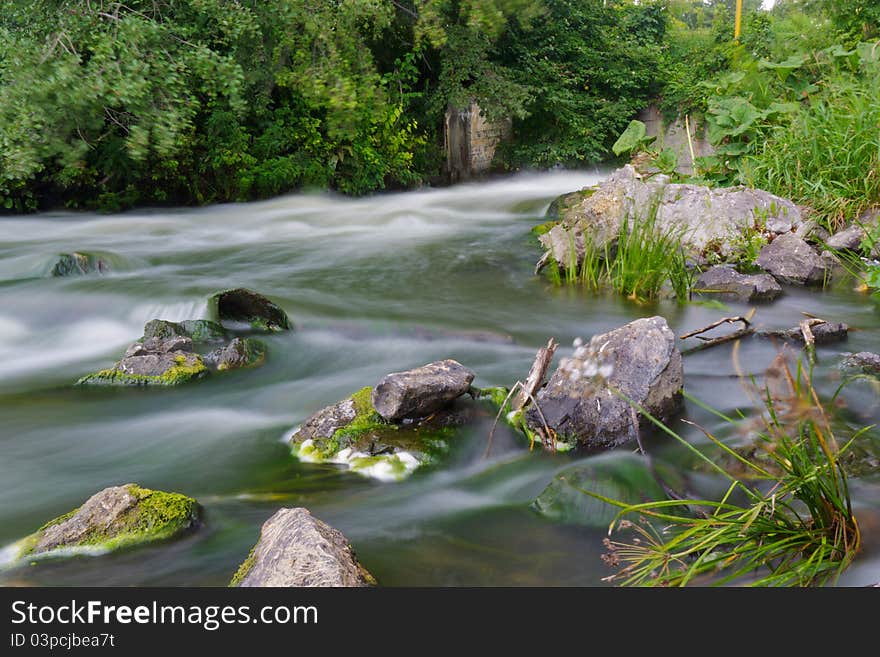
[76,355,208,387]
[228,545,258,587]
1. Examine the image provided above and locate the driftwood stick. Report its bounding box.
[679,315,752,340]
[513,338,558,411]
[800,318,825,364]
[681,327,756,355]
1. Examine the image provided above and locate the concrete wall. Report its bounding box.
[444,102,511,182]
[636,105,714,175]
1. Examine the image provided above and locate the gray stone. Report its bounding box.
[77,337,207,386]
[49,252,109,277]
[203,337,265,371]
[231,508,375,587]
[825,224,866,251]
[142,319,228,344]
[758,321,849,345]
[371,359,475,421]
[209,288,292,332]
[695,266,783,302]
[539,165,801,272]
[840,351,880,376]
[526,316,683,451]
[755,233,831,286]
[292,398,358,445]
[18,484,200,559]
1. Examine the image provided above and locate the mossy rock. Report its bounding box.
[206,337,266,372]
[209,288,292,333]
[77,352,208,386]
[11,484,201,562]
[142,319,228,344]
[473,386,574,452]
[48,252,111,277]
[545,187,597,221]
[531,220,560,237]
[289,386,459,481]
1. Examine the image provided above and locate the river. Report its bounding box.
[1,170,879,586]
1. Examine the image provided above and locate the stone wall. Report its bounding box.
[444,101,511,182]
[636,105,714,175]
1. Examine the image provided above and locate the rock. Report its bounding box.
[77,337,207,386]
[230,508,374,587]
[203,337,266,371]
[12,484,200,561]
[142,318,228,343]
[825,224,866,251]
[539,165,801,272]
[532,452,682,527]
[755,233,831,286]
[209,288,292,332]
[289,387,464,481]
[695,266,783,302]
[49,252,109,277]
[758,321,849,345]
[840,352,880,376]
[371,359,475,421]
[526,316,683,451]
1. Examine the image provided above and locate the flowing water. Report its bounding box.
[1,171,879,587]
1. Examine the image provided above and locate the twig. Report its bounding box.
[800,318,825,364]
[681,327,755,355]
[512,338,557,411]
[680,316,752,340]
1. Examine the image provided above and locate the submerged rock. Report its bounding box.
[371,359,475,421]
[289,386,466,481]
[77,336,207,386]
[230,508,374,587]
[695,266,783,302]
[48,252,109,277]
[755,233,831,286]
[532,452,682,527]
[142,318,228,344]
[209,288,292,332]
[758,321,849,345]
[11,484,200,562]
[526,316,683,451]
[840,352,880,376]
[203,337,266,371]
[538,165,801,273]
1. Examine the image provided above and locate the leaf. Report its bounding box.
[612,119,648,157]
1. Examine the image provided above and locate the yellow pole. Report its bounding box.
[734,0,743,42]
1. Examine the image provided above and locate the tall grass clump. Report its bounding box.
[585,357,864,587]
[568,203,692,303]
[739,65,880,230]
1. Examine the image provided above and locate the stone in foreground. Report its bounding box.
[755,233,830,286]
[10,485,200,562]
[77,337,207,386]
[209,288,292,332]
[230,508,375,587]
[526,316,683,451]
[840,352,880,376]
[289,387,460,481]
[695,266,783,302]
[371,359,475,421]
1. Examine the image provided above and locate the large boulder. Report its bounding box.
[538,165,801,272]
[10,484,200,562]
[289,387,463,481]
[371,359,475,421]
[77,337,207,386]
[525,316,683,451]
[209,288,292,332]
[755,233,831,286]
[230,508,375,587]
[695,266,783,302]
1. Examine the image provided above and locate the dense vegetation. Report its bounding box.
[0,0,877,219]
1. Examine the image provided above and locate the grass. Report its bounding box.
[581,356,865,587]
[740,69,880,231]
[550,201,693,302]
